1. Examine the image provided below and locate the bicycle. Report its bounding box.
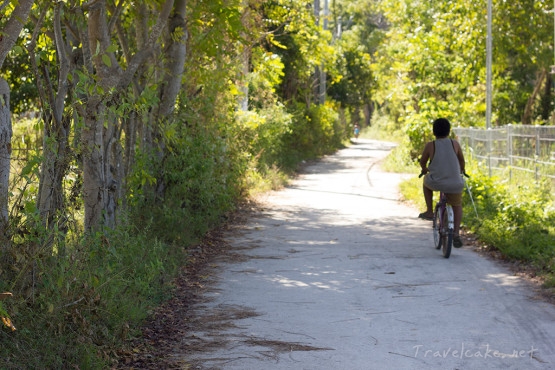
[419,173,469,258]
[432,190,454,258]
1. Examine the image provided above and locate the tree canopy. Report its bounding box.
[373,0,554,154]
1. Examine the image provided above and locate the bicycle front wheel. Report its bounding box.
[441,210,453,258]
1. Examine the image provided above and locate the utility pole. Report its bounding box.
[544,1,555,124]
[319,0,329,105]
[486,0,492,129]
[485,0,493,176]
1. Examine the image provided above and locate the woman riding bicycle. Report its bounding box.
[418,118,466,248]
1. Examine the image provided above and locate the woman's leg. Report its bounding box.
[423,184,433,215]
[452,205,462,235]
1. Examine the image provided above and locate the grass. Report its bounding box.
[381,144,420,175]
[0,224,184,369]
[244,164,291,197]
[360,113,406,143]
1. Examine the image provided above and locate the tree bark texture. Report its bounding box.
[83,0,175,230]
[33,3,73,233]
[0,0,35,68]
[153,0,187,197]
[157,0,187,119]
[0,78,12,240]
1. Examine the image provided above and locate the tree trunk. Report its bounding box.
[363,101,373,127]
[82,97,108,231]
[157,0,187,119]
[33,3,73,239]
[0,78,11,242]
[238,50,250,111]
[83,0,175,231]
[153,0,187,197]
[36,114,70,228]
[0,0,35,68]
[0,0,34,246]
[522,68,546,125]
[541,72,552,122]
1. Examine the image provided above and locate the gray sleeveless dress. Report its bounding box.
[424,138,464,194]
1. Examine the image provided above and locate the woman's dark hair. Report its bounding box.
[433,118,451,137]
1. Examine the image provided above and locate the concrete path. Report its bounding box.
[180,139,555,370]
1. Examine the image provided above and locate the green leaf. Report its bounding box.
[102,54,112,67]
[12,45,24,55]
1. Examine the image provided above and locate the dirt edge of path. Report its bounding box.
[113,199,262,369]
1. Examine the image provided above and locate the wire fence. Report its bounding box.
[453,125,555,181]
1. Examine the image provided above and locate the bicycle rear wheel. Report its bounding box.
[433,207,441,250]
[441,210,453,258]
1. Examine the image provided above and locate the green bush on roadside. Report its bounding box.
[0,225,181,369]
[463,169,555,270]
[281,102,345,168]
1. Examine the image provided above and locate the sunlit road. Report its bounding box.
[179,139,555,369]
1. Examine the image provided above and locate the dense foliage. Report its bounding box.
[463,169,555,285]
[373,0,554,156]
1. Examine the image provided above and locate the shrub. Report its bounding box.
[130,123,244,242]
[0,224,181,369]
[282,102,345,167]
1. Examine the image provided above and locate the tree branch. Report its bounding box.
[0,0,35,68]
[116,0,175,91]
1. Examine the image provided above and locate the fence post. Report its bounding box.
[487,128,492,177]
[469,127,475,163]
